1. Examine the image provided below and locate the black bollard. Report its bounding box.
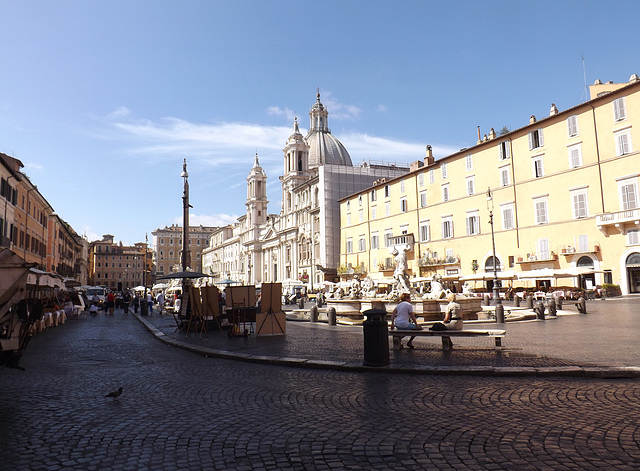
[535,301,545,320]
[327,307,337,325]
[547,297,557,317]
[525,295,534,309]
[495,304,505,324]
[577,297,587,314]
[555,296,563,310]
[309,305,318,322]
[484,293,491,306]
[514,294,521,307]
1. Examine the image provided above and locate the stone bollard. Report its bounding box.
[547,297,557,317]
[309,304,318,322]
[298,297,305,309]
[555,296,563,310]
[514,294,521,307]
[483,293,491,306]
[576,297,587,314]
[327,307,337,325]
[495,304,505,324]
[525,295,534,309]
[535,301,545,320]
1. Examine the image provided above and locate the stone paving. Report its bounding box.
[1,297,640,469]
[140,297,640,377]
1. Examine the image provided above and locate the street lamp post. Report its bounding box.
[486,187,505,323]
[180,158,191,272]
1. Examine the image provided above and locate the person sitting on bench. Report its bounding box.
[390,292,422,349]
[443,293,464,330]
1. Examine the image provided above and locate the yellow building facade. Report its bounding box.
[340,75,640,295]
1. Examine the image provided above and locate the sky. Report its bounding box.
[1,1,639,247]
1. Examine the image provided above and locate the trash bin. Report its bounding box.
[362,308,389,367]
[140,299,148,316]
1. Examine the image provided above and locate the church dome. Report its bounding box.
[305,91,352,167]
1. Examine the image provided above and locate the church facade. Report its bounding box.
[202,92,409,288]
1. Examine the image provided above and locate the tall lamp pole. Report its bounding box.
[486,187,505,323]
[181,158,191,271]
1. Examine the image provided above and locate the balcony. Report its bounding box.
[597,209,640,235]
[388,234,415,251]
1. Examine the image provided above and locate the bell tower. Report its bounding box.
[246,152,268,227]
[280,117,310,214]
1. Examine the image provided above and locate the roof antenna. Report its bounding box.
[581,56,589,102]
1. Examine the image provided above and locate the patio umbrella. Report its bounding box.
[157,271,211,280]
[215,278,240,287]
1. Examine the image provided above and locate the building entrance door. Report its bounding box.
[625,253,640,294]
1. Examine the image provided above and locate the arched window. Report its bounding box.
[485,256,501,272]
[625,253,640,266]
[577,256,594,268]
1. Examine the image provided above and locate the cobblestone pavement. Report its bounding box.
[2,303,640,470]
[140,297,640,376]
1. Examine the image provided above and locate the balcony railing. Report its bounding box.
[597,209,640,234]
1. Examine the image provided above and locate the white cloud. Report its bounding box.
[266,106,295,121]
[104,106,131,120]
[340,132,459,162]
[172,213,241,228]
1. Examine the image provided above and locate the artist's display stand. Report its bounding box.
[256,283,286,336]
[226,286,257,337]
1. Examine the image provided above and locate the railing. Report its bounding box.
[389,234,415,247]
[597,208,640,224]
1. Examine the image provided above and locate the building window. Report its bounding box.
[346,201,350,211]
[442,217,453,239]
[619,178,639,210]
[465,154,473,171]
[528,128,544,150]
[346,213,351,225]
[466,176,475,196]
[613,97,627,122]
[627,230,640,246]
[400,197,408,213]
[532,155,544,178]
[500,165,510,187]
[418,173,424,187]
[571,189,589,219]
[384,202,391,217]
[370,189,377,202]
[371,206,377,220]
[384,231,392,247]
[568,143,583,168]
[358,209,363,223]
[400,180,405,193]
[419,220,430,242]
[442,184,449,202]
[429,169,435,184]
[419,191,427,208]
[441,163,448,180]
[567,115,579,137]
[534,197,548,225]
[615,128,632,156]
[499,141,510,160]
[537,238,550,260]
[466,211,480,236]
[577,234,589,252]
[384,185,390,198]
[371,233,379,250]
[358,236,366,252]
[346,238,353,254]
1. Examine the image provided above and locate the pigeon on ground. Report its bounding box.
[105,387,123,399]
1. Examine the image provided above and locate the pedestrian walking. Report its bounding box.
[156,292,165,315]
[106,291,116,316]
[133,292,140,314]
[122,290,131,315]
[147,292,153,315]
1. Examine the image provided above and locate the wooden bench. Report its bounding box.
[389,328,506,350]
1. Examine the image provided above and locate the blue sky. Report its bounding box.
[1,1,639,246]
